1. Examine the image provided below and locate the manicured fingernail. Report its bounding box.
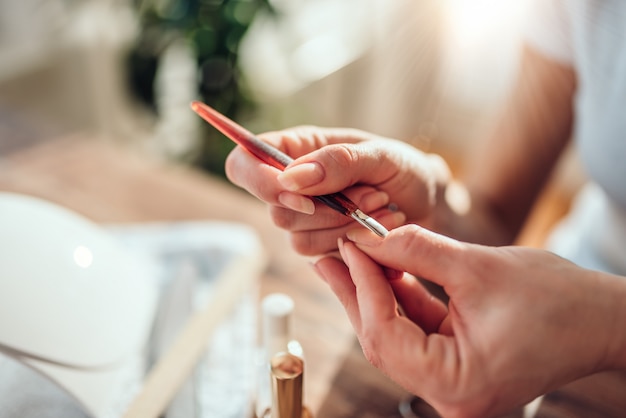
[382,210,406,227]
[277,162,324,191]
[309,259,327,282]
[360,191,390,212]
[278,192,315,214]
[345,228,383,246]
[364,211,406,231]
[309,253,342,283]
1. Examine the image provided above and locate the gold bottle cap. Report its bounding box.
[270,352,304,418]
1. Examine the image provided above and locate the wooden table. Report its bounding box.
[2,135,625,418]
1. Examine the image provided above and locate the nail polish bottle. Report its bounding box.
[255,293,304,418]
[268,352,312,418]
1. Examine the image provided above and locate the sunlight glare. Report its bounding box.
[443,0,528,48]
[441,0,531,106]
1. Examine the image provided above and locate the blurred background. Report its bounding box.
[0,0,534,177]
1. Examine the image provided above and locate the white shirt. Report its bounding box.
[524,0,626,275]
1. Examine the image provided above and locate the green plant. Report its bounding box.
[127,0,272,176]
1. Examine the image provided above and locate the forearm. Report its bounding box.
[423,181,517,246]
[442,45,576,245]
[600,272,626,371]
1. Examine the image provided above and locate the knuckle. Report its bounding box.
[293,126,329,150]
[398,224,428,250]
[289,232,318,256]
[327,144,358,170]
[270,206,296,230]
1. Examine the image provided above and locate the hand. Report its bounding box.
[225,126,449,255]
[312,224,625,418]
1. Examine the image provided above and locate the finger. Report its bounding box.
[226,125,379,194]
[346,224,467,289]
[339,239,446,336]
[287,210,406,256]
[270,186,394,231]
[277,141,396,195]
[338,238,399,324]
[311,255,361,332]
[225,145,284,203]
[338,238,452,393]
[389,274,448,334]
[227,140,399,217]
[259,126,379,154]
[224,128,336,211]
[226,145,317,215]
[272,187,389,231]
[279,138,434,196]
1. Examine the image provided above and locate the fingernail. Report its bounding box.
[277,162,324,191]
[337,237,348,263]
[278,192,316,214]
[345,228,383,246]
[309,253,343,283]
[383,210,406,227]
[360,191,390,212]
[309,259,327,282]
[369,211,406,230]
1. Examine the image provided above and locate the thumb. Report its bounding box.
[345,224,467,289]
[277,141,402,196]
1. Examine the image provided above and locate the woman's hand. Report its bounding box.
[225,126,450,255]
[312,225,626,418]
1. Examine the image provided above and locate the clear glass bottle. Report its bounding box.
[255,293,304,418]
